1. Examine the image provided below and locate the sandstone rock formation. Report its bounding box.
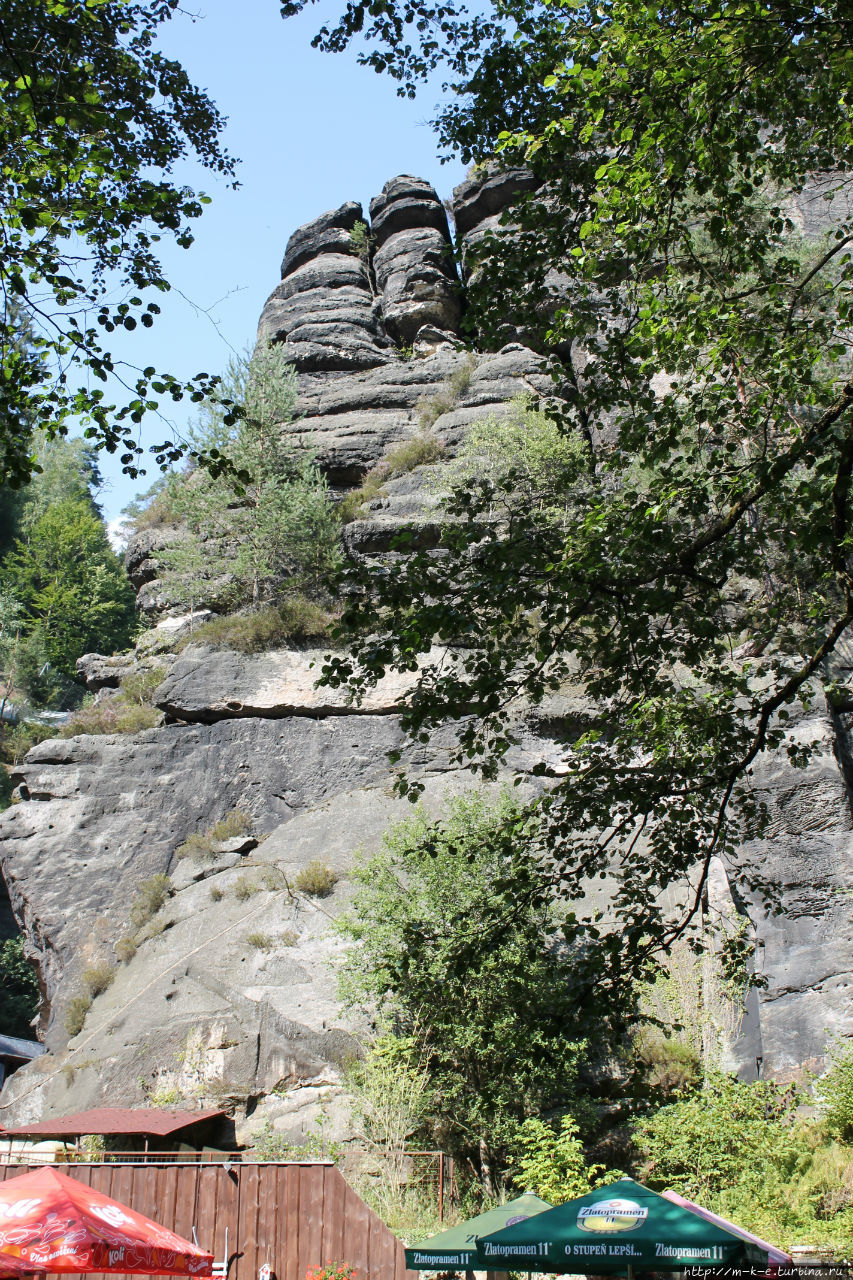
[2,170,853,1137]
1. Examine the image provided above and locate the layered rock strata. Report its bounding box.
[3,171,853,1134]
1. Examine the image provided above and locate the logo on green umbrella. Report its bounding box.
[577,1199,648,1234]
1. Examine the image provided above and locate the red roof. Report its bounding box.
[2,1107,225,1139]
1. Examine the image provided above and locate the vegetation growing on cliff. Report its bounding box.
[127,343,339,635]
[337,791,597,1190]
[309,0,853,1007]
[335,789,853,1248]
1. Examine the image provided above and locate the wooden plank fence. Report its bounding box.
[0,1162,417,1280]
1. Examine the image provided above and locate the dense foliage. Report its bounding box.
[127,344,339,624]
[0,435,136,709]
[337,791,603,1189]
[635,1071,853,1249]
[0,0,237,487]
[306,0,853,999]
[0,937,40,1039]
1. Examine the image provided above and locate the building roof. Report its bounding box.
[2,1107,226,1139]
[0,1034,45,1062]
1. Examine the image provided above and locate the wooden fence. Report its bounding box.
[0,1161,417,1280]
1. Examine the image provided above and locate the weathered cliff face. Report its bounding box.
[2,170,853,1133]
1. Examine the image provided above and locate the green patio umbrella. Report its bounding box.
[405,1193,553,1271]
[475,1178,771,1274]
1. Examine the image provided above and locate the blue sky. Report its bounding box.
[99,0,467,524]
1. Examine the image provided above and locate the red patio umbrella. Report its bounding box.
[0,1168,213,1276]
[0,1253,39,1278]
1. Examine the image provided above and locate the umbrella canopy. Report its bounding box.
[476,1178,770,1274]
[405,1193,553,1270]
[661,1190,792,1270]
[0,1168,213,1276]
[0,1254,38,1278]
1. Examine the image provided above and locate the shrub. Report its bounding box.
[149,1083,183,1107]
[249,1118,340,1161]
[246,931,275,950]
[415,356,477,430]
[417,390,457,430]
[82,961,115,998]
[60,665,165,739]
[294,860,339,897]
[0,936,40,1037]
[441,395,589,503]
[210,808,252,841]
[175,831,217,862]
[350,220,372,262]
[510,1115,618,1204]
[634,1072,802,1202]
[818,1039,853,1140]
[118,667,164,705]
[65,995,92,1037]
[176,809,254,861]
[338,434,444,523]
[62,696,161,738]
[209,885,224,902]
[129,874,172,928]
[233,875,259,902]
[114,936,138,963]
[181,600,335,653]
[280,928,299,946]
[0,720,54,765]
[449,354,476,398]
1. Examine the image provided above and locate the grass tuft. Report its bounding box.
[338,433,444,523]
[129,874,171,929]
[246,931,275,950]
[233,874,260,902]
[65,995,91,1037]
[82,961,115,997]
[293,859,339,897]
[178,598,335,653]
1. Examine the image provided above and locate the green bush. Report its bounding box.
[818,1039,853,1140]
[0,937,40,1037]
[510,1115,620,1203]
[417,389,458,430]
[279,928,298,946]
[449,354,476,398]
[175,831,217,862]
[441,395,589,502]
[0,719,54,765]
[350,220,372,262]
[176,809,254,861]
[82,960,115,997]
[249,1118,340,1161]
[209,885,224,902]
[65,994,92,1037]
[293,859,339,897]
[129,874,172,928]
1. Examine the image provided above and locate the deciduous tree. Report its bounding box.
[0,0,237,487]
[292,0,853,996]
